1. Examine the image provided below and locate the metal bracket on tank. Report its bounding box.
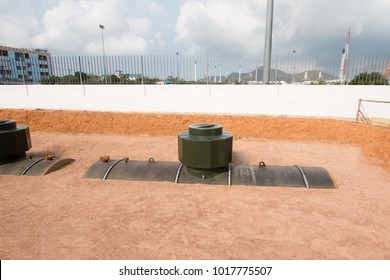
[174,163,184,183]
[0,156,75,176]
[295,165,310,189]
[20,157,45,175]
[102,157,129,180]
[227,163,232,186]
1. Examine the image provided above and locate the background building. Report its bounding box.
[0,45,52,84]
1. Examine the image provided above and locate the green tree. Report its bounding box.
[58,75,78,84]
[107,75,120,84]
[349,72,388,85]
[41,75,58,84]
[84,74,102,84]
[74,71,87,83]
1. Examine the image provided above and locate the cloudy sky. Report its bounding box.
[1,0,389,56]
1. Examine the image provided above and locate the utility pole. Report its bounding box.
[263,0,274,84]
[99,24,108,84]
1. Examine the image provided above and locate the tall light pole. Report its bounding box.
[225,67,228,83]
[239,65,242,84]
[194,60,197,82]
[292,50,296,83]
[99,24,107,84]
[219,64,222,83]
[263,0,274,84]
[176,52,179,83]
[255,66,258,82]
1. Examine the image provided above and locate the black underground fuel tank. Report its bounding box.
[0,119,74,176]
[84,123,335,189]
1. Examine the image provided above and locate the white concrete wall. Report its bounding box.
[0,84,389,119]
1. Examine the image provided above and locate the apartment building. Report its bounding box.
[0,45,52,84]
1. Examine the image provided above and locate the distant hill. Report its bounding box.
[227,66,337,83]
[198,66,337,83]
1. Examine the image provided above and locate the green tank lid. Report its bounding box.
[0,120,32,164]
[178,123,233,170]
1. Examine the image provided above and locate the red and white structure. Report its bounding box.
[340,27,351,84]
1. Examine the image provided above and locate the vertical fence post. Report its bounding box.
[194,60,197,82]
[20,56,29,96]
[78,56,85,96]
[140,55,146,96]
[355,99,362,121]
[206,55,209,85]
[141,55,144,85]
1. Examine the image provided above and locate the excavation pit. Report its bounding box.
[1,109,389,260]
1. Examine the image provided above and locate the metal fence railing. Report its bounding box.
[1,53,389,85]
[356,99,390,127]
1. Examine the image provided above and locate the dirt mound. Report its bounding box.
[1,109,389,170]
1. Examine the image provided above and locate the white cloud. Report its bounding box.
[274,1,365,40]
[1,0,389,56]
[175,0,264,55]
[175,0,390,55]
[29,0,164,55]
[0,0,39,47]
[0,14,39,47]
[270,0,390,52]
[136,0,166,17]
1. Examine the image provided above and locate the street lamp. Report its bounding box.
[99,24,108,84]
[176,52,179,83]
[239,65,242,83]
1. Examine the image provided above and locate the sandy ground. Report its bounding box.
[0,109,389,260]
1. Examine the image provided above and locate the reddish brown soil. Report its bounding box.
[0,109,389,260]
[1,109,389,170]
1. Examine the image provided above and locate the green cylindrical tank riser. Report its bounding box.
[0,120,74,176]
[178,123,233,176]
[0,120,31,164]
